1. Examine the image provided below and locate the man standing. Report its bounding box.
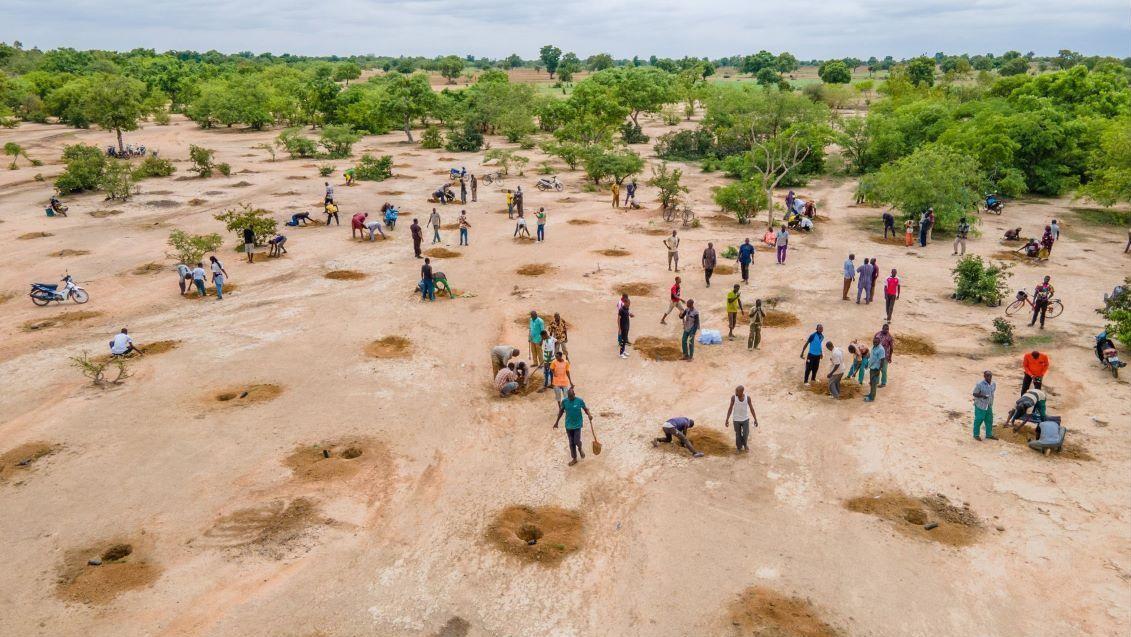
[1050,219,1060,241]
[800,324,824,385]
[428,208,442,244]
[738,238,755,284]
[420,258,435,301]
[826,340,844,399]
[539,329,557,393]
[660,276,685,325]
[972,370,997,441]
[458,210,470,246]
[618,297,634,359]
[652,417,703,458]
[702,242,717,288]
[553,388,594,466]
[726,284,743,340]
[1021,350,1050,394]
[243,225,256,263]
[868,258,879,303]
[856,257,873,304]
[918,208,932,246]
[470,174,478,202]
[506,190,514,218]
[529,310,546,366]
[550,313,569,360]
[535,207,547,242]
[1030,276,1055,329]
[864,336,886,402]
[679,299,700,361]
[842,253,856,300]
[748,299,765,350]
[953,217,971,255]
[724,385,757,452]
[410,218,423,258]
[775,226,789,264]
[883,269,901,322]
[874,323,894,387]
[624,180,637,206]
[324,181,334,205]
[191,262,208,296]
[459,178,467,205]
[611,181,620,208]
[515,186,524,215]
[549,351,572,404]
[664,230,680,272]
[882,211,896,239]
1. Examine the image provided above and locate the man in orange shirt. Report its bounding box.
[1021,350,1049,394]
[549,351,573,404]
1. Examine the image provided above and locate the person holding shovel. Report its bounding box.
[553,388,594,466]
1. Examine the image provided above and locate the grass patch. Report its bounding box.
[1071,207,1131,226]
[594,248,630,257]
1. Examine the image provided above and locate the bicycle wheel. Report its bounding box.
[663,207,675,222]
[1046,300,1064,319]
[1004,299,1026,316]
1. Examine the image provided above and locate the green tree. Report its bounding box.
[381,73,437,142]
[214,203,277,247]
[713,179,768,224]
[319,125,360,158]
[4,141,28,169]
[354,154,394,181]
[587,53,615,72]
[188,144,217,177]
[541,140,587,170]
[906,57,936,87]
[85,73,148,153]
[540,45,562,79]
[333,62,362,85]
[872,144,984,231]
[99,159,135,200]
[756,68,780,87]
[167,229,223,265]
[647,162,689,209]
[558,53,581,82]
[741,51,776,76]
[504,54,523,69]
[276,128,318,159]
[55,144,106,194]
[1079,119,1131,206]
[775,52,800,75]
[602,66,676,127]
[998,57,1030,76]
[581,146,644,184]
[818,60,851,84]
[437,56,465,84]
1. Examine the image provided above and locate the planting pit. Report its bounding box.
[516,263,555,276]
[144,200,179,208]
[567,218,594,225]
[131,262,165,275]
[183,282,238,298]
[365,336,413,359]
[21,310,102,332]
[896,334,937,356]
[0,441,59,482]
[654,427,734,457]
[425,247,461,259]
[88,209,123,218]
[377,190,405,196]
[594,248,631,257]
[49,249,90,257]
[713,264,736,275]
[485,505,582,565]
[213,383,282,405]
[615,282,654,297]
[844,491,982,547]
[283,437,385,482]
[763,310,800,327]
[727,586,841,637]
[634,336,683,361]
[993,250,1040,265]
[55,539,160,604]
[18,232,53,240]
[804,378,863,399]
[324,270,366,281]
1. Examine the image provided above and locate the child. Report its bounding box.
[903,219,914,247]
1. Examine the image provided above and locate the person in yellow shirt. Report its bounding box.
[611,182,620,208]
[506,190,515,218]
[549,351,573,404]
[726,284,744,340]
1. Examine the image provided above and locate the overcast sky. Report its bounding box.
[3,0,1128,60]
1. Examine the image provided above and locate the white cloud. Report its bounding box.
[2,0,1127,59]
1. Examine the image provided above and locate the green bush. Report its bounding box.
[420,126,444,149]
[55,144,106,194]
[276,128,318,159]
[647,162,689,210]
[952,255,1012,306]
[132,155,175,179]
[721,246,738,259]
[167,229,223,264]
[99,159,135,200]
[319,125,360,158]
[318,164,335,177]
[216,162,231,177]
[620,122,649,144]
[188,144,216,177]
[518,137,536,150]
[713,179,768,224]
[1097,277,1131,347]
[991,318,1015,345]
[355,154,393,181]
[445,122,484,152]
[654,129,714,161]
[213,203,276,246]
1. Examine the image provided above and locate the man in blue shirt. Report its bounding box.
[738,238,755,284]
[529,310,546,367]
[842,253,856,300]
[864,338,887,402]
[652,417,702,458]
[553,388,594,466]
[800,324,825,385]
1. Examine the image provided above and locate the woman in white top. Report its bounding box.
[209,256,229,300]
[724,385,758,452]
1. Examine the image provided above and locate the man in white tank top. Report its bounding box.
[724,385,758,452]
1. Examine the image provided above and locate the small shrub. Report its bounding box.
[620,122,649,144]
[99,160,135,200]
[538,161,555,175]
[1097,277,1131,347]
[255,142,277,162]
[648,162,689,210]
[445,123,484,152]
[55,144,106,194]
[132,155,175,179]
[518,136,536,150]
[276,128,318,159]
[484,149,529,176]
[952,255,1012,306]
[991,318,1015,345]
[318,164,335,177]
[420,125,444,149]
[721,246,738,259]
[661,106,682,126]
[355,154,393,181]
[188,144,216,177]
[542,141,585,170]
[152,109,171,125]
[167,229,223,264]
[318,125,360,159]
[34,173,44,181]
[71,351,130,385]
[216,162,231,177]
[214,203,276,246]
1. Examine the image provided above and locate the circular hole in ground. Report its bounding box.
[216,392,237,402]
[517,524,543,543]
[903,508,928,525]
[101,544,133,562]
[340,447,363,460]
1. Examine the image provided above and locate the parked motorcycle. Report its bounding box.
[106,145,148,158]
[983,194,1005,214]
[1096,332,1126,379]
[29,274,89,306]
[536,176,564,192]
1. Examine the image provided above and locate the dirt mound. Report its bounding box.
[513,236,535,244]
[144,200,179,208]
[804,378,863,399]
[634,336,683,361]
[183,282,239,298]
[283,438,384,482]
[516,263,555,276]
[567,218,593,225]
[485,505,582,565]
[49,249,90,257]
[993,250,1038,265]
[0,291,13,305]
[18,231,53,240]
[22,310,102,332]
[92,339,181,364]
[89,209,123,218]
[869,234,904,245]
[558,197,581,204]
[727,586,841,637]
[55,539,160,604]
[595,248,631,257]
[286,175,309,180]
[425,247,462,259]
[391,173,417,179]
[0,441,58,481]
[434,617,471,637]
[231,180,252,187]
[365,336,413,359]
[131,262,165,275]
[188,198,206,206]
[998,424,1093,461]
[763,310,800,327]
[713,264,736,275]
[213,383,283,405]
[896,334,937,356]
[616,282,654,296]
[377,190,405,196]
[656,427,734,457]
[324,270,366,280]
[845,491,982,547]
[637,227,671,236]
[203,498,324,558]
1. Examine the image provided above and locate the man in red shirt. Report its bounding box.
[659,276,685,325]
[883,269,901,322]
[1030,276,1055,329]
[1021,350,1050,394]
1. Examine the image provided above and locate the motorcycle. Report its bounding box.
[106,145,148,158]
[536,176,564,192]
[448,168,466,181]
[983,194,1005,214]
[30,274,89,306]
[1096,332,1126,379]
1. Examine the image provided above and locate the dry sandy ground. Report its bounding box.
[0,114,1129,637]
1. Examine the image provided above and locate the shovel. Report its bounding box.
[590,419,602,455]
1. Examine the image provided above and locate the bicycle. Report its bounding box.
[481,171,504,185]
[662,204,695,225]
[1005,290,1063,319]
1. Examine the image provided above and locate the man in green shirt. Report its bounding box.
[529,310,546,366]
[553,388,594,466]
